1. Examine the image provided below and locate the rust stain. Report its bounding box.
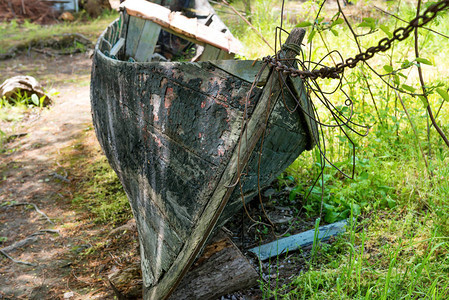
[153,134,163,147]
[214,98,229,109]
[217,145,225,157]
[142,125,150,144]
[216,94,228,103]
[171,69,183,80]
[164,87,174,110]
[160,78,167,88]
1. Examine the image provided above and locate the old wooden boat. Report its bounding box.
[91,0,316,298]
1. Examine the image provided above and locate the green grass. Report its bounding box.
[71,155,131,225]
[0,10,118,55]
[218,0,449,298]
[1,1,447,297]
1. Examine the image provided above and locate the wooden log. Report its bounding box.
[168,230,258,300]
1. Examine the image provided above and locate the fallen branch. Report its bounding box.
[109,279,127,300]
[1,229,59,253]
[221,0,274,52]
[31,47,85,56]
[0,229,59,266]
[50,172,70,183]
[0,249,36,266]
[1,236,38,253]
[8,202,54,225]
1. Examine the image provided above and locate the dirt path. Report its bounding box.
[0,53,135,299]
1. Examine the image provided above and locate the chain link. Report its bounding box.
[264,0,449,79]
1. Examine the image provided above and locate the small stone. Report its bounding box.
[63,291,74,299]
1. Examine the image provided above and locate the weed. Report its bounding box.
[220,0,449,298]
[59,129,131,225]
[73,156,131,224]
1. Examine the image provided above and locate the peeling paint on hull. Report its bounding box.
[91,19,315,300]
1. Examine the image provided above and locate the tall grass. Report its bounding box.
[219,0,449,298]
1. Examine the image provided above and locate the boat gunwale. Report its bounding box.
[95,18,266,86]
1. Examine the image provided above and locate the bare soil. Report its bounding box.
[0,53,140,300]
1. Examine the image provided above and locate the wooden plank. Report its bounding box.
[249,220,349,261]
[168,230,258,300]
[125,15,146,58]
[134,21,162,62]
[216,49,234,60]
[199,45,234,61]
[120,0,242,54]
[199,44,221,61]
[209,60,270,85]
[110,38,125,57]
[110,20,119,46]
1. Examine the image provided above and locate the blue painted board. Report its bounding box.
[249,219,348,261]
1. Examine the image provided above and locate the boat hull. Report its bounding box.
[91,18,314,299]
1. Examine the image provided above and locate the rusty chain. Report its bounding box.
[263,0,449,79]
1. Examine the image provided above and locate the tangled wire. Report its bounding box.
[240,0,449,233]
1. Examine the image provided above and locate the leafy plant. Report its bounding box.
[222,0,449,298]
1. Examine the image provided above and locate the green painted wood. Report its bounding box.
[199,44,221,60]
[111,21,119,45]
[209,60,270,85]
[199,46,235,61]
[216,49,234,60]
[249,220,349,261]
[125,16,146,59]
[135,21,161,62]
[291,75,318,147]
[110,38,125,57]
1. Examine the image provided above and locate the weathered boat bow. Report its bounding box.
[91,2,315,298]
